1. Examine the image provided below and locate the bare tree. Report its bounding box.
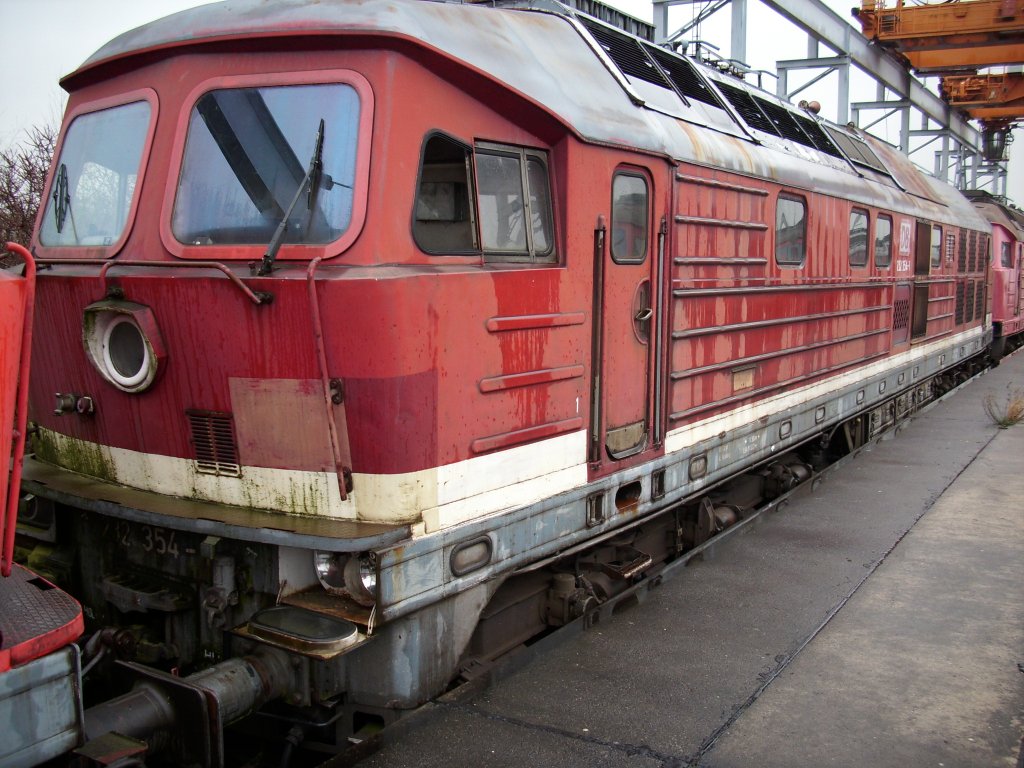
[1,125,57,263]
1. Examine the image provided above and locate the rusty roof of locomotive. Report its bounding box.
[66,0,986,231]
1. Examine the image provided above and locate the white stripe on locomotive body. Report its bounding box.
[34,327,986,534]
[32,429,588,529]
[664,325,989,454]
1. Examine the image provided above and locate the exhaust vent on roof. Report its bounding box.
[716,81,778,135]
[581,18,671,88]
[823,126,889,175]
[643,44,724,108]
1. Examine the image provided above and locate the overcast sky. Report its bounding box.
[0,0,1019,200]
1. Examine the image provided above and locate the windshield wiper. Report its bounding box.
[52,163,77,239]
[254,119,325,276]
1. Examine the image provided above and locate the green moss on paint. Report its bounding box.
[33,429,116,483]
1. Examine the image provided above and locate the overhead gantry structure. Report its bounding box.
[855,0,1023,165]
[652,0,1013,196]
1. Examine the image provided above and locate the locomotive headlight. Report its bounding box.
[104,317,148,387]
[83,301,166,393]
[313,551,377,607]
[313,551,347,592]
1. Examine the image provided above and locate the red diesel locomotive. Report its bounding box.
[8,0,996,763]
[967,191,1024,358]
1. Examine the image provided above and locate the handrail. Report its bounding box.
[34,258,272,306]
[307,257,350,503]
[3,242,35,577]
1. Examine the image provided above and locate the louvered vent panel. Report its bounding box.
[754,98,810,145]
[582,19,671,88]
[823,126,889,174]
[958,228,968,273]
[968,230,978,272]
[965,282,976,323]
[974,280,985,320]
[793,114,843,157]
[955,281,965,324]
[716,81,779,135]
[644,44,723,107]
[187,410,241,477]
[979,234,989,271]
[893,297,911,331]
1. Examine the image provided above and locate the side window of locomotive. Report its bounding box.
[476,145,554,263]
[849,208,869,268]
[775,193,807,267]
[39,100,152,247]
[875,214,893,269]
[173,83,360,246]
[930,225,942,268]
[1001,241,1013,268]
[414,134,477,253]
[610,173,649,264]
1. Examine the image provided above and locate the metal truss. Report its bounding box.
[652,0,1010,197]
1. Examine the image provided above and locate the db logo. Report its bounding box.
[899,220,912,255]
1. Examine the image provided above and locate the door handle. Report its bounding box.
[634,307,653,322]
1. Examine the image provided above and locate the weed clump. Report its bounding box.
[982,384,1024,428]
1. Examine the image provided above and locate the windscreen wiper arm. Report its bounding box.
[254,119,325,277]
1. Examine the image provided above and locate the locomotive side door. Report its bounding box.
[591,165,666,464]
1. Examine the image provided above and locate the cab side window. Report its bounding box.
[610,172,649,264]
[775,193,807,267]
[476,144,554,263]
[930,225,942,268]
[849,208,869,268]
[875,214,893,268]
[413,135,554,263]
[413,134,477,254]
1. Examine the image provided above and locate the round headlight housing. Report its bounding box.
[313,551,377,607]
[83,301,165,393]
[313,551,347,592]
[103,316,149,388]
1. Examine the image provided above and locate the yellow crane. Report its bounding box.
[855,0,1023,159]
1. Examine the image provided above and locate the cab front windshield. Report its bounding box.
[39,101,151,248]
[172,83,360,247]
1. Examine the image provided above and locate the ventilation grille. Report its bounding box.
[823,126,889,174]
[716,81,778,134]
[757,98,812,145]
[965,282,976,323]
[793,114,843,158]
[187,410,241,477]
[714,81,842,157]
[974,280,985,320]
[955,281,965,324]
[644,44,723,107]
[893,297,911,331]
[958,229,968,273]
[582,18,670,87]
[968,230,978,272]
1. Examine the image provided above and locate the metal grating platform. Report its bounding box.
[0,563,83,671]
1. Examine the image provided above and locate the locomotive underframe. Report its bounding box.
[15,327,990,762]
